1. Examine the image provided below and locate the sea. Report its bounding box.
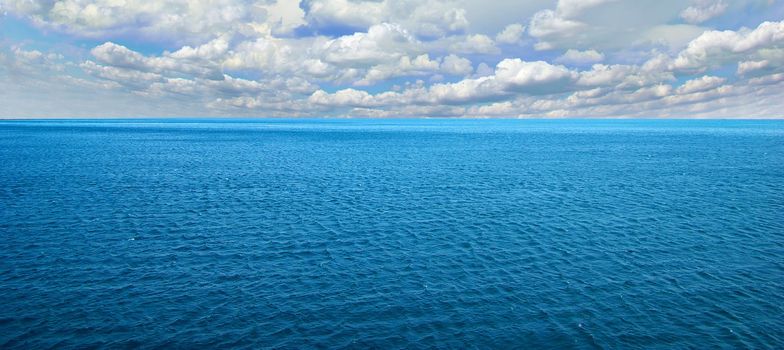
[1,119,782,349]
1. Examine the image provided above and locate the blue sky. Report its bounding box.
[1,0,783,118]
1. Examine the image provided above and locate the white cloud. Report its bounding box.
[91,42,223,79]
[449,34,498,54]
[527,0,708,51]
[304,0,468,39]
[495,24,526,45]
[2,0,784,118]
[672,20,784,72]
[556,49,605,65]
[168,38,230,61]
[680,0,728,24]
[440,54,473,76]
[223,37,299,72]
[305,0,385,31]
[308,58,578,108]
[90,42,148,69]
[80,60,163,89]
[356,54,440,86]
[464,75,784,119]
[321,23,419,65]
[12,47,43,63]
[555,0,618,18]
[407,3,469,38]
[263,0,308,35]
[494,59,576,90]
[675,75,726,94]
[309,88,378,107]
[1,0,305,43]
[576,64,635,86]
[577,64,673,88]
[6,47,65,75]
[737,60,770,75]
[528,9,583,45]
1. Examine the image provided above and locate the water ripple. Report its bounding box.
[1,119,783,348]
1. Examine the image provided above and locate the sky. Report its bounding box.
[1,0,783,118]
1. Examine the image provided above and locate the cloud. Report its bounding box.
[406,3,469,39]
[527,0,617,50]
[494,59,576,90]
[303,0,468,39]
[440,54,473,76]
[495,24,526,45]
[309,58,578,107]
[0,0,306,43]
[555,49,605,65]
[305,0,385,32]
[91,41,224,79]
[464,75,784,119]
[2,0,784,118]
[555,0,618,18]
[80,60,163,89]
[320,23,418,65]
[364,55,440,81]
[527,0,709,51]
[576,64,674,88]
[680,0,728,24]
[528,9,583,50]
[309,88,379,107]
[737,60,770,75]
[449,34,499,54]
[671,20,784,72]
[223,37,300,72]
[675,75,726,94]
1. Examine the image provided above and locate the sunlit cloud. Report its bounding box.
[1,0,783,118]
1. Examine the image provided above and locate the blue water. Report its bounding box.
[1,119,783,349]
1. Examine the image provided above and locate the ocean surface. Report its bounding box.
[1,119,783,349]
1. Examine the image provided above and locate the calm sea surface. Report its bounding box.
[1,119,783,349]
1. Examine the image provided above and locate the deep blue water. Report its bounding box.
[1,119,783,349]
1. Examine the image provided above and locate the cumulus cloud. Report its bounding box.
[304,0,468,39]
[494,59,576,91]
[0,0,306,43]
[671,20,784,72]
[223,37,300,72]
[527,0,713,51]
[305,0,385,31]
[309,88,378,107]
[449,34,499,54]
[320,23,418,65]
[2,0,784,118]
[737,60,770,75]
[555,49,605,65]
[528,9,583,50]
[576,63,674,89]
[495,24,526,45]
[680,0,728,24]
[440,54,473,76]
[355,54,473,86]
[309,58,578,107]
[91,42,224,79]
[676,75,726,94]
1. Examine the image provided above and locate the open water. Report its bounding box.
[1,119,783,348]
